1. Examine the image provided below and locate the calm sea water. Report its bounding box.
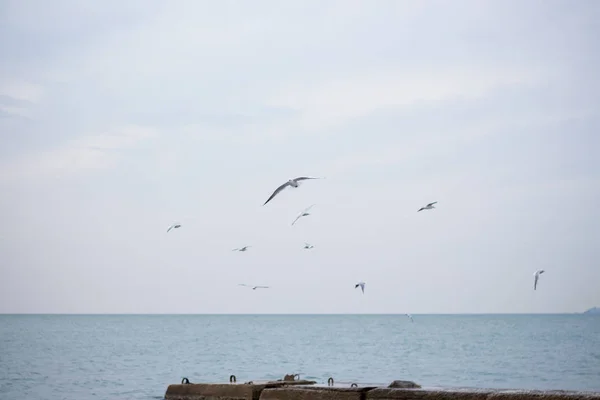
[1,314,599,400]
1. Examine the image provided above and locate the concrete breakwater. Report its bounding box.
[164,375,600,400]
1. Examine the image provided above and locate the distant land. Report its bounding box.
[583,307,600,314]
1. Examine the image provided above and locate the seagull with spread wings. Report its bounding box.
[303,242,314,249]
[355,282,366,294]
[239,284,269,290]
[263,177,322,206]
[167,223,181,233]
[292,204,316,226]
[418,201,437,212]
[232,246,252,252]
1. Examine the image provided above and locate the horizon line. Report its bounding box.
[0,312,593,316]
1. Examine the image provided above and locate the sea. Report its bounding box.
[1,314,599,400]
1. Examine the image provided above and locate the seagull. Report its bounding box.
[355,282,366,294]
[263,177,322,206]
[533,269,545,290]
[303,242,314,249]
[406,314,414,323]
[232,246,252,252]
[167,223,181,233]
[292,204,316,226]
[418,201,437,212]
[238,284,269,290]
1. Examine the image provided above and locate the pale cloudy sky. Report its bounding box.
[0,0,598,314]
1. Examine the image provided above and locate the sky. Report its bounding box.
[0,0,598,314]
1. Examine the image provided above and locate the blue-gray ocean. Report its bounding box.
[1,314,599,399]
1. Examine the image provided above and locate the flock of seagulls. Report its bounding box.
[166,175,548,307]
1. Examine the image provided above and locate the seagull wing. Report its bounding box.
[238,284,250,287]
[255,286,269,289]
[263,181,291,206]
[418,207,425,212]
[534,274,539,290]
[427,201,438,207]
[167,225,173,232]
[291,214,302,225]
[303,204,316,212]
[360,284,365,294]
[293,176,319,182]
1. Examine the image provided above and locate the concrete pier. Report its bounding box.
[164,376,600,400]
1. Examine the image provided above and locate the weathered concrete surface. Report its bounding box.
[260,386,378,400]
[367,388,600,400]
[164,383,275,400]
[164,381,318,400]
[164,380,600,400]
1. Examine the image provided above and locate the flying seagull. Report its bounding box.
[263,177,321,206]
[303,242,314,249]
[418,201,438,212]
[533,269,545,290]
[406,314,414,323]
[232,246,252,252]
[238,284,269,290]
[292,204,316,226]
[355,282,366,294]
[167,223,181,233]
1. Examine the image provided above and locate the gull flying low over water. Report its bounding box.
[534,269,545,290]
[303,242,314,249]
[232,246,252,252]
[292,204,316,226]
[406,314,414,323]
[263,177,322,206]
[418,201,437,212]
[167,223,181,233]
[355,282,366,294]
[238,284,269,290]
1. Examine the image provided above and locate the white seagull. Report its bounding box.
[238,284,269,290]
[167,223,181,233]
[303,242,314,249]
[406,313,414,323]
[292,204,316,226]
[232,246,252,252]
[355,282,366,294]
[263,177,322,206]
[418,201,437,212]
[533,269,545,290]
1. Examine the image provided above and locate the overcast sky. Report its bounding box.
[0,0,598,314]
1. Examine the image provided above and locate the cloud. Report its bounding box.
[0,124,158,183]
[265,64,552,133]
[0,81,43,103]
[0,82,43,118]
[0,104,32,119]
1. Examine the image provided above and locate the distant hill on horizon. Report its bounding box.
[583,307,600,314]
